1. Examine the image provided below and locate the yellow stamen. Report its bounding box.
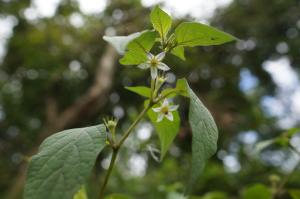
[161,106,169,115]
[150,59,158,67]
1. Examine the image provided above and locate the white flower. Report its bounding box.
[137,52,170,79]
[152,99,179,122]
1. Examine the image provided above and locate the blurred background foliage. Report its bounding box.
[0,0,300,198]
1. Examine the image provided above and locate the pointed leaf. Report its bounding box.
[24,125,107,199]
[175,22,236,47]
[120,30,157,65]
[150,6,172,40]
[147,105,180,160]
[186,80,218,192]
[125,86,151,98]
[103,31,144,54]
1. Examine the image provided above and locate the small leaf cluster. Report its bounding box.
[105,6,236,66]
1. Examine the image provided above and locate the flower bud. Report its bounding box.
[103,117,118,143]
[155,73,167,89]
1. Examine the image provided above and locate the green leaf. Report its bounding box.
[24,125,107,199]
[186,80,218,192]
[242,184,272,199]
[103,31,144,55]
[175,22,236,47]
[120,30,157,65]
[150,6,172,40]
[105,194,133,199]
[289,189,300,199]
[171,46,185,60]
[147,104,180,160]
[125,86,151,98]
[73,187,88,199]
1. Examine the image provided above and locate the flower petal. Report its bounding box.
[138,63,150,69]
[162,99,169,107]
[169,105,179,111]
[150,67,158,79]
[152,107,162,112]
[157,63,170,71]
[165,112,174,121]
[147,53,154,60]
[156,52,166,61]
[157,113,164,122]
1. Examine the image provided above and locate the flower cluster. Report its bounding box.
[136,51,179,123]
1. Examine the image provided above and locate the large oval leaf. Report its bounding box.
[24,125,107,199]
[185,80,218,192]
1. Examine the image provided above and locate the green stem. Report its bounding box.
[99,148,118,199]
[98,46,167,198]
[118,103,152,147]
[150,78,156,99]
[99,102,152,198]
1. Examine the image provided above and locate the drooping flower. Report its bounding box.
[137,52,170,79]
[152,99,179,122]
